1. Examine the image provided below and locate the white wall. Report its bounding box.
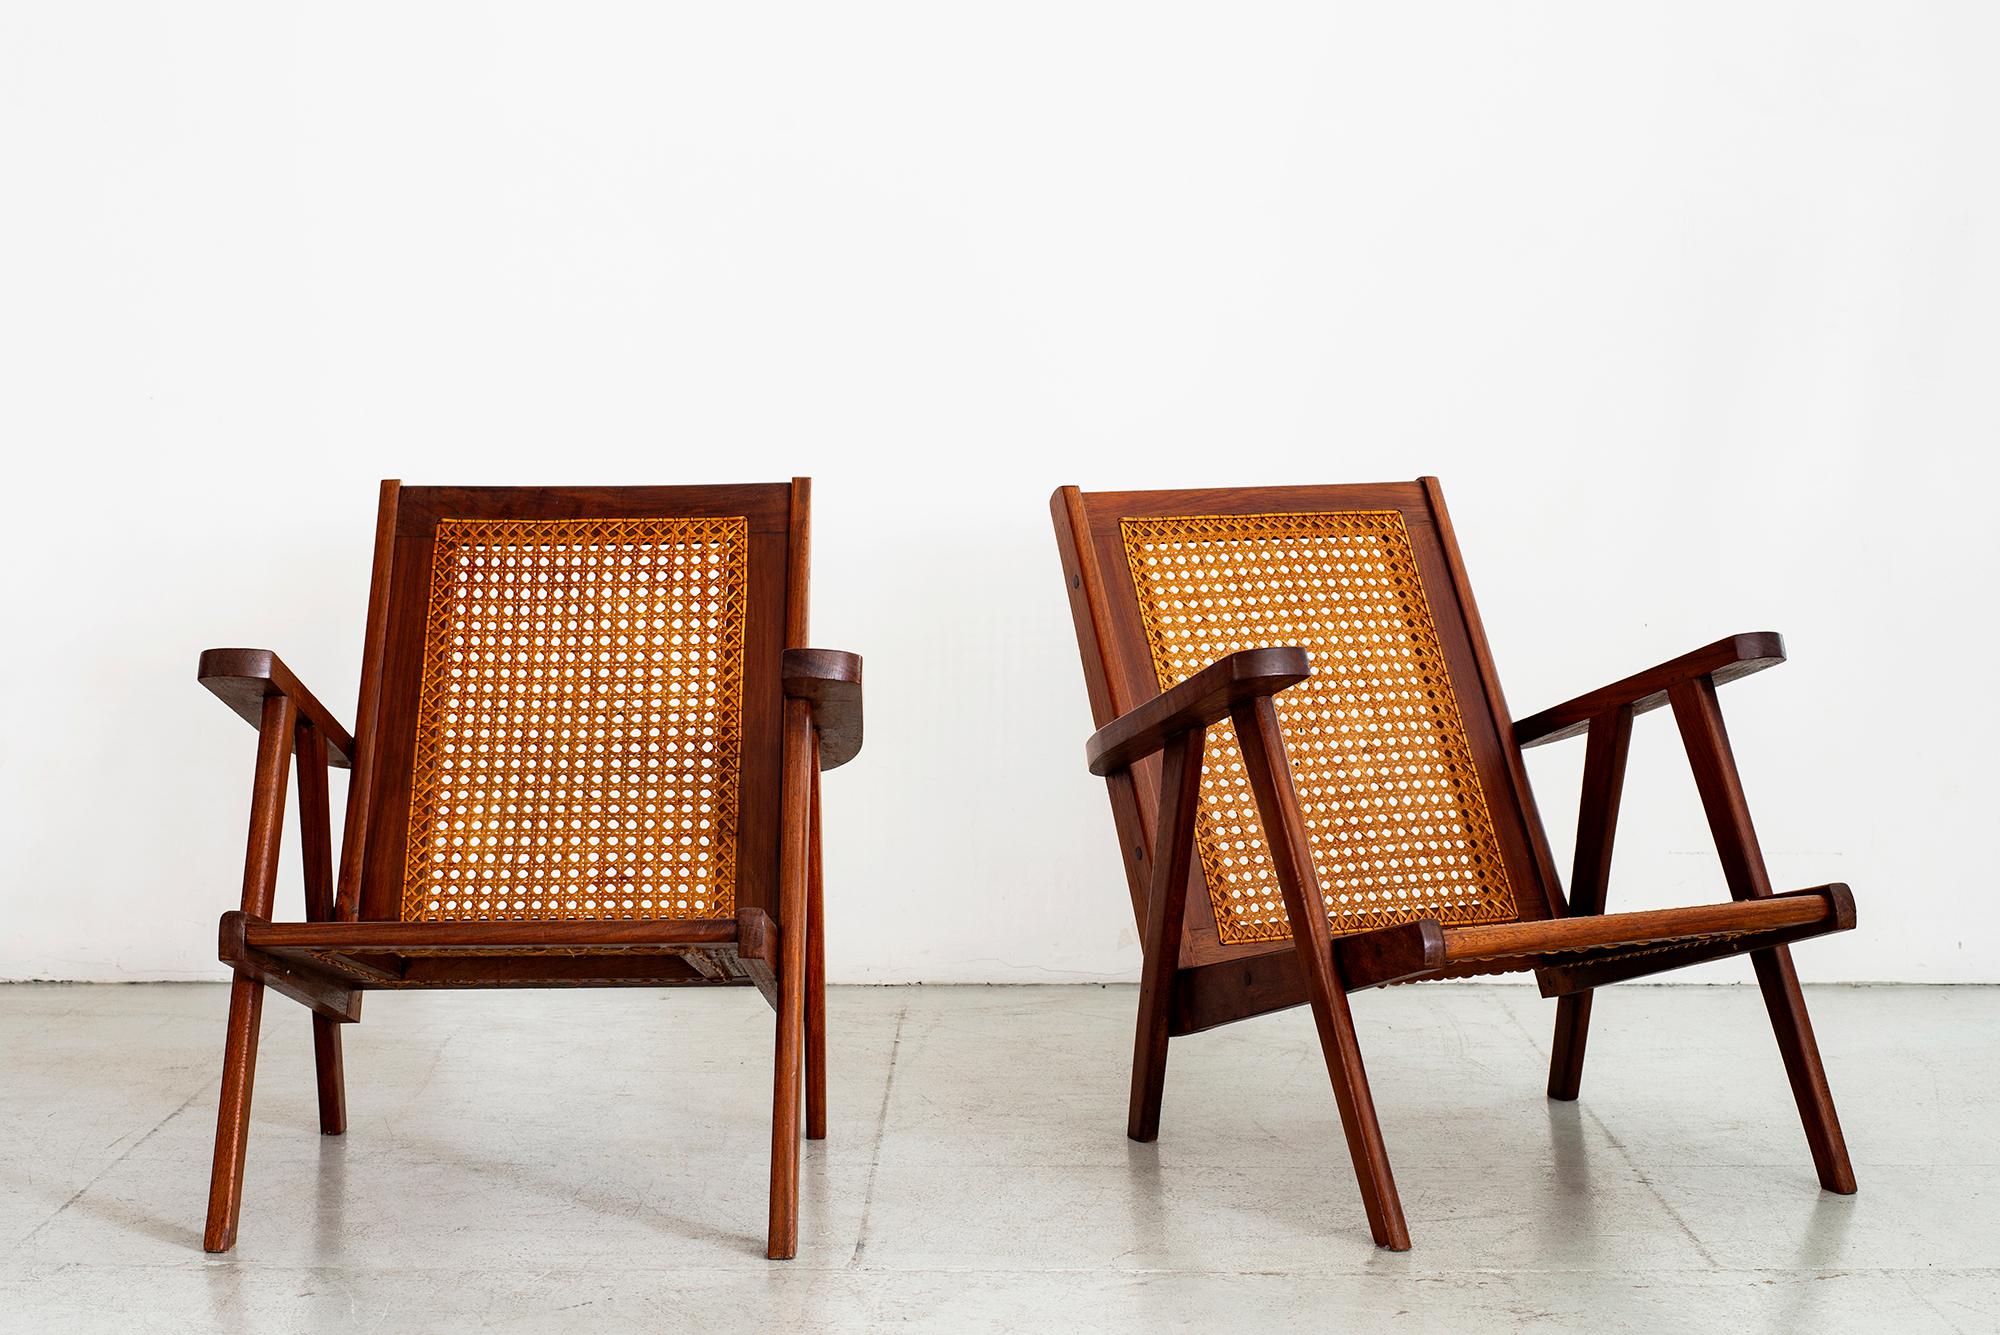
[3,3,1994,984]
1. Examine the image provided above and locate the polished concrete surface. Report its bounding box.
[0,982,1992,1332]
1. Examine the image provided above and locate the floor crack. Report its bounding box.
[848,1000,910,1267]
[19,1081,208,1249]
[1499,991,1722,1267]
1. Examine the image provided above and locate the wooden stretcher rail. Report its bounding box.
[220,909,782,1004]
[1441,888,1835,963]
[240,913,766,954]
[1168,886,1851,1036]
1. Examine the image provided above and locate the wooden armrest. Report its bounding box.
[1086,647,1310,776]
[198,648,355,767]
[1513,632,1786,749]
[783,647,863,770]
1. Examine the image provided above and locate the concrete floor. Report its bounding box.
[0,983,1992,1333]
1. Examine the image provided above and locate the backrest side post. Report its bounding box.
[1051,486,1164,942]
[1419,477,1568,918]
[772,476,814,938]
[1053,486,1132,726]
[786,477,811,648]
[334,479,401,921]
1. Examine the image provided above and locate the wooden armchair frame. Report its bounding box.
[1052,479,1855,1251]
[198,479,860,1259]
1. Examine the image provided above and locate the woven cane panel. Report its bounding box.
[1121,510,1519,945]
[399,516,750,922]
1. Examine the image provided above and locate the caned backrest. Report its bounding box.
[340,483,805,925]
[1053,481,1564,967]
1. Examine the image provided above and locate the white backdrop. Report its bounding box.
[3,3,1994,983]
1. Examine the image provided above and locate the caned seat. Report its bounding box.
[196,481,860,1260]
[1053,479,1856,1251]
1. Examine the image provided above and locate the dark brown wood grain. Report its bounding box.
[1167,920,1447,1034]
[767,698,812,1259]
[1515,632,1786,748]
[1443,890,1833,962]
[784,648,863,770]
[1671,676,1857,1194]
[787,477,812,647]
[735,906,777,966]
[1537,885,1856,996]
[1085,647,1308,777]
[334,478,401,921]
[805,757,827,1141]
[1063,480,1568,971]
[1545,706,1633,1100]
[358,483,795,923]
[1419,478,1571,922]
[198,650,354,766]
[1050,477,1863,1253]
[204,692,296,1253]
[1234,695,1410,1251]
[196,478,850,1261]
[220,927,363,1023]
[242,916,750,951]
[1050,487,1162,953]
[785,478,829,1147]
[1127,729,1204,1142]
[294,722,349,1134]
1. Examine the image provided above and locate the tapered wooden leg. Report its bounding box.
[1303,959,1409,1251]
[768,700,813,1259]
[206,693,296,1254]
[1671,677,1856,1194]
[204,972,266,1253]
[767,968,805,1258]
[1749,944,1857,1192]
[295,722,348,1136]
[1547,993,1594,1102]
[1547,706,1632,1101]
[1234,698,1411,1250]
[805,761,828,1142]
[311,1017,347,1136]
[1128,731,1204,1142]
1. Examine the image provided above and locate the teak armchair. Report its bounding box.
[1051,479,1856,1251]
[197,480,860,1259]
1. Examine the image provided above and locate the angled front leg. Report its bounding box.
[295,722,347,1136]
[1547,705,1633,1100]
[1233,697,1411,1252]
[1127,729,1205,1142]
[780,646,860,1147]
[806,755,827,1141]
[767,699,813,1259]
[1670,677,1856,1194]
[205,693,296,1253]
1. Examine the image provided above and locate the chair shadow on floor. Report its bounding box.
[0,1162,196,1253]
[1,1097,821,1263]
[290,1121,832,1260]
[1543,1098,1598,1189]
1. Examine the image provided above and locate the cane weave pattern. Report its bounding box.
[1121,510,1518,945]
[400,516,750,922]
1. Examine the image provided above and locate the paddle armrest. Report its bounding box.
[783,648,863,770]
[1513,632,1786,749]
[1086,647,1310,776]
[198,648,355,767]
